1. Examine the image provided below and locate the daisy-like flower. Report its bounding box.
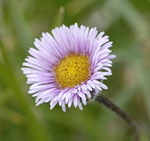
[21,23,116,112]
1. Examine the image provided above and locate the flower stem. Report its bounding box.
[95,95,139,141]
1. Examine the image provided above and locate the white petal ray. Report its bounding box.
[21,23,116,112]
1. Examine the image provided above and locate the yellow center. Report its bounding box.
[54,54,90,88]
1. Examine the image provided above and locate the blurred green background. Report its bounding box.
[0,0,149,141]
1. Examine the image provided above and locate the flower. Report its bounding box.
[21,23,116,112]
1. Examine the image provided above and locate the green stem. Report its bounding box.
[95,95,140,141]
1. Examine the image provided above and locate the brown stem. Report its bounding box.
[95,95,140,141]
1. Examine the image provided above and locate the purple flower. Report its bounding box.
[21,23,116,112]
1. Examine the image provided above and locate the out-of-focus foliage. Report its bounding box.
[0,0,149,141]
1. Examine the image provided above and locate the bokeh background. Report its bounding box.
[0,0,149,141]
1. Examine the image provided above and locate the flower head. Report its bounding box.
[21,23,116,112]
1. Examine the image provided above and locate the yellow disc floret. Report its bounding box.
[54,54,90,88]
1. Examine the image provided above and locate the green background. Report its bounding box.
[0,0,149,141]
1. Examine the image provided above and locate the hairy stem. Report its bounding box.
[95,95,139,141]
